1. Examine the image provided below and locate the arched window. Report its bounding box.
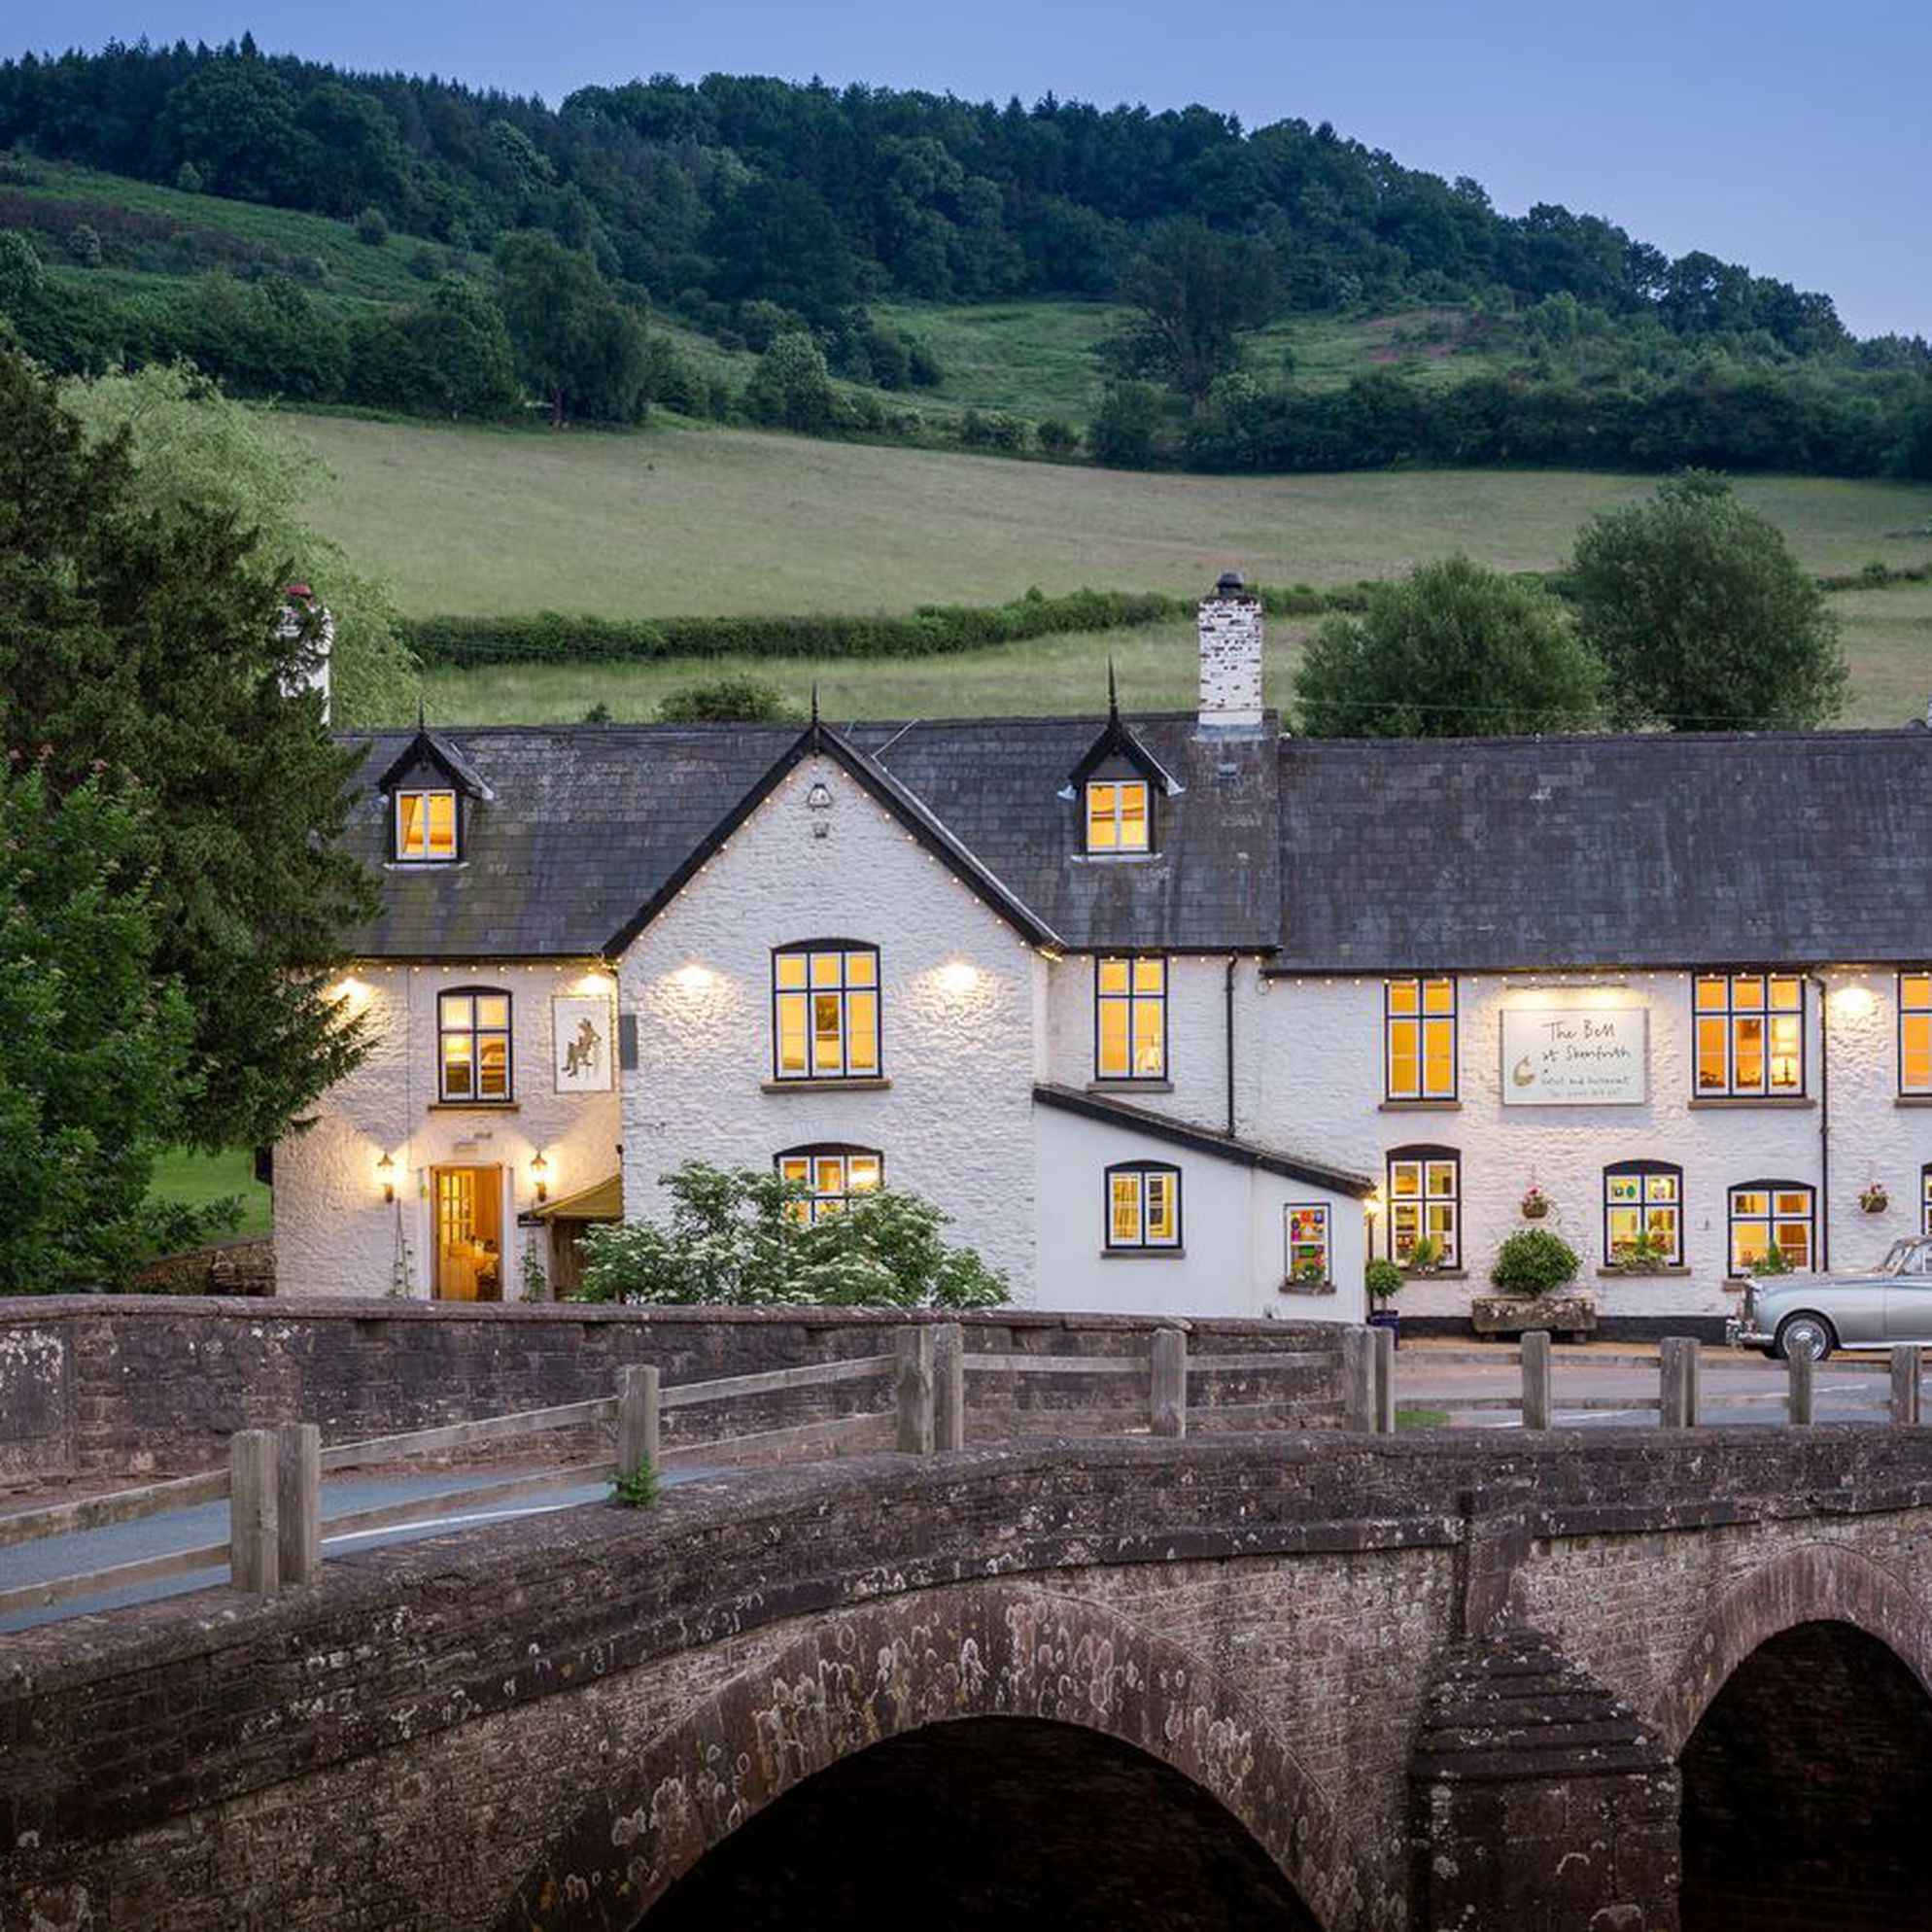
[1728,1180,1815,1273]
[772,941,881,1081]
[437,986,512,1102]
[776,1145,883,1224]
[1604,1160,1683,1266]
[1105,1162,1181,1252]
[1388,1145,1460,1266]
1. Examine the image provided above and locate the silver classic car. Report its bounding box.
[1728,1238,1932,1360]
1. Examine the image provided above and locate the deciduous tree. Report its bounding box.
[1293,556,1603,737]
[1570,472,1846,729]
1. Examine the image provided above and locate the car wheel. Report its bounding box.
[1775,1313,1837,1363]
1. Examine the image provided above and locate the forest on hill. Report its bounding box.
[2,37,1929,477]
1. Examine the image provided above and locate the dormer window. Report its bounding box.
[1086,778,1150,855]
[395,788,458,863]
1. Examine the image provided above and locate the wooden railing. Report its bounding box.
[0,1325,1339,1618]
[1391,1332,1931,1430]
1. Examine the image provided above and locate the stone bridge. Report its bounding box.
[10,1428,1932,1932]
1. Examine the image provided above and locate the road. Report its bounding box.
[1394,1343,1898,1428]
[0,1465,719,1636]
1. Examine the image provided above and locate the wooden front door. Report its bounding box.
[432,1164,503,1301]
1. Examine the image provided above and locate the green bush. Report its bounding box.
[576,1161,1009,1308]
[656,676,796,723]
[1489,1229,1581,1297]
[355,206,389,246]
[1365,1259,1404,1302]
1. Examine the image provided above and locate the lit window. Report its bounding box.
[1285,1204,1330,1283]
[1902,974,1932,1094]
[1385,978,1458,1101]
[395,788,458,862]
[1389,1145,1460,1266]
[1096,956,1167,1079]
[1086,779,1150,854]
[1694,973,1805,1096]
[1604,1161,1682,1266]
[438,988,511,1101]
[776,1145,883,1223]
[1729,1181,1814,1273]
[773,943,880,1081]
[1106,1162,1181,1251]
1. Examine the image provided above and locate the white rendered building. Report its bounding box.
[275,581,1932,1332]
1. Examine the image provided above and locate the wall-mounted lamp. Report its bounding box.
[1363,1188,1385,1220]
[936,959,983,997]
[531,1152,550,1203]
[377,1152,396,1204]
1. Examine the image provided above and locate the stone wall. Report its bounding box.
[128,1235,275,1297]
[9,1430,1932,1931]
[0,1297,1351,1485]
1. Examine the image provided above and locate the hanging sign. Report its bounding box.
[553,996,615,1093]
[1501,1006,1647,1106]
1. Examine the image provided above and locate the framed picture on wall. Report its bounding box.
[553,996,615,1093]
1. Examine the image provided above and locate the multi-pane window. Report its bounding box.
[1389,1146,1460,1266]
[1604,1161,1683,1266]
[1107,1162,1181,1250]
[1729,1181,1815,1273]
[1086,779,1150,854]
[1694,973,1805,1096]
[395,788,458,863]
[1096,956,1167,1080]
[1902,974,1932,1094]
[1385,979,1458,1101]
[1285,1204,1330,1283]
[1923,1164,1932,1236]
[438,988,511,1101]
[773,944,880,1081]
[776,1146,883,1224]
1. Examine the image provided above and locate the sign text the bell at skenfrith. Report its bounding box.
[1501,1006,1647,1106]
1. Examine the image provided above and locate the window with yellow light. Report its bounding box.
[1695,973,1804,1096]
[773,944,880,1080]
[1085,778,1150,854]
[1384,978,1457,1100]
[1095,955,1167,1079]
[1105,1162,1181,1250]
[395,788,458,862]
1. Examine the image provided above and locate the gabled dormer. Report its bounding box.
[377,726,491,867]
[1062,673,1183,858]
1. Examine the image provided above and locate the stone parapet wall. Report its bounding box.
[0,1297,1348,1486]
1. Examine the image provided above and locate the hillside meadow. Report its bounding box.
[290,411,1932,617]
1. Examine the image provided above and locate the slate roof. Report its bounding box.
[340,718,1932,971]
[1275,728,1932,971]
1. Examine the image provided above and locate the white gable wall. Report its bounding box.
[616,756,1046,1294]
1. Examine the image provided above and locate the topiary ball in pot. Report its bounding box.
[1490,1228,1580,1297]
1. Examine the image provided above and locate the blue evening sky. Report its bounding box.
[7,0,1926,338]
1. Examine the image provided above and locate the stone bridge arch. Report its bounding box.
[497,1577,1385,1932]
[1655,1538,1932,1755]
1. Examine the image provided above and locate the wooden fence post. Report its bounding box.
[1340,1327,1372,1432]
[1151,1328,1189,1438]
[1520,1329,1552,1431]
[1370,1323,1397,1433]
[896,1328,935,1455]
[933,1323,965,1452]
[1660,1337,1701,1429]
[1787,1351,1814,1427]
[1892,1345,1923,1426]
[616,1364,661,1476]
[275,1423,322,1587]
[228,1429,280,1595]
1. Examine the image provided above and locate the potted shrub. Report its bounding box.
[1606,1230,1674,1275]
[1365,1259,1404,1346]
[1404,1235,1443,1275]
[1473,1228,1596,1341]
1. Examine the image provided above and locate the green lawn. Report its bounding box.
[871,299,1123,420]
[289,409,1932,622]
[147,1147,273,1240]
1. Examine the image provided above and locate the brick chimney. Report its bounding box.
[1197,570,1263,729]
[276,583,333,725]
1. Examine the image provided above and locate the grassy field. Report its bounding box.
[290,410,1932,620]
[147,1147,273,1239]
